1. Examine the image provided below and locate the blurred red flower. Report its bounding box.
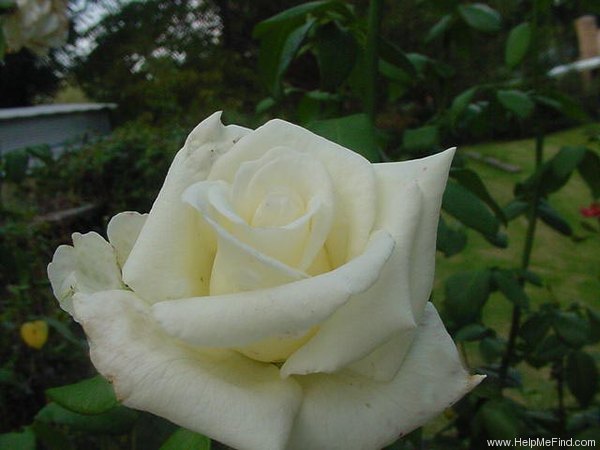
[580,202,600,218]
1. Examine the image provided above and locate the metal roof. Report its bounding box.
[0,103,117,120]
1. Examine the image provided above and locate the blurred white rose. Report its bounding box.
[2,0,68,55]
[48,112,483,450]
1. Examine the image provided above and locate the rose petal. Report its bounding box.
[229,146,335,271]
[208,119,377,267]
[208,216,308,295]
[280,183,422,377]
[122,112,250,303]
[73,290,303,450]
[286,303,485,450]
[47,232,122,316]
[183,180,308,296]
[183,180,309,291]
[151,230,395,348]
[281,148,456,378]
[106,211,148,267]
[346,330,416,381]
[375,147,456,314]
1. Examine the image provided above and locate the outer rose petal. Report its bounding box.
[374,148,456,315]
[106,211,147,267]
[47,232,122,315]
[73,290,303,450]
[281,149,455,378]
[122,112,250,303]
[286,303,485,450]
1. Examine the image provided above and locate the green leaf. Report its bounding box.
[455,323,489,342]
[480,400,520,440]
[297,94,321,124]
[379,59,411,83]
[46,375,118,415]
[314,22,357,91]
[379,38,417,79]
[537,200,572,236]
[451,168,506,223]
[520,313,552,346]
[3,150,29,183]
[517,147,587,198]
[519,269,543,286]
[450,87,477,127]
[131,413,178,450]
[257,18,316,97]
[35,403,138,435]
[0,427,35,450]
[253,1,350,37]
[31,422,74,450]
[160,428,211,450]
[529,334,569,366]
[486,231,508,248]
[535,90,589,122]
[425,14,453,43]
[552,146,587,179]
[437,217,467,257]
[458,3,501,33]
[256,97,276,114]
[578,150,600,198]
[497,89,534,119]
[0,0,16,10]
[553,312,590,348]
[479,337,506,363]
[505,22,531,68]
[402,125,439,152]
[492,270,529,308]
[442,181,500,238]
[445,270,492,325]
[587,308,600,343]
[565,351,598,408]
[406,52,429,75]
[308,114,380,161]
[503,200,528,220]
[305,90,341,101]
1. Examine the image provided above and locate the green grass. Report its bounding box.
[431,125,600,413]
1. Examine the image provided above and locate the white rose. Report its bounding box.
[2,0,68,55]
[48,112,483,450]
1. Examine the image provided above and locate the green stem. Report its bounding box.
[364,0,383,122]
[521,132,544,269]
[555,358,567,437]
[499,132,544,383]
[498,0,545,384]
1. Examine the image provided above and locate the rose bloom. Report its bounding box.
[49,113,483,450]
[2,0,68,55]
[580,202,600,218]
